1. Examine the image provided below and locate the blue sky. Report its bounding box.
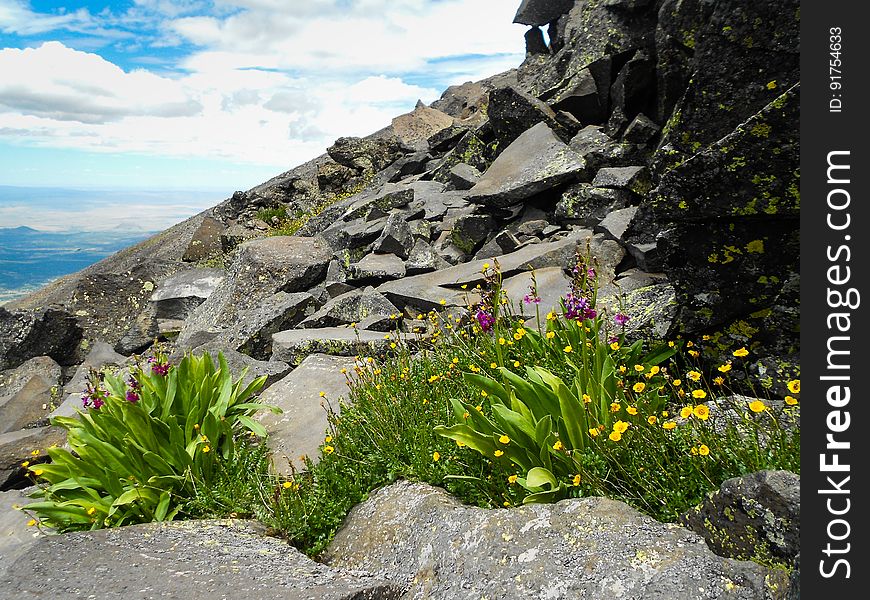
[0,0,525,194]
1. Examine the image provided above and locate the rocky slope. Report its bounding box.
[0,1,799,598]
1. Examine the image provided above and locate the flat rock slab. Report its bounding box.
[0,427,66,489]
[324,481,791,600]
[272,328,405,366]
[0,519,402,600]
[377,229,592,311]
[256,354,357,474]
[0,356,61,434]
[467,122,587,208]
[149,268,225,320]
[0,487,44,579]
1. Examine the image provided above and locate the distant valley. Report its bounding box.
[0,226,154,304]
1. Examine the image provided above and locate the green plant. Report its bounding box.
[22,348,280,532]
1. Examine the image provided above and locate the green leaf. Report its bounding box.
[525,466,557,489]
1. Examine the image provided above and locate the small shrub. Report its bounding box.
[22,348,280,532]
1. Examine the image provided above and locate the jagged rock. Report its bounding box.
[594,206,639,242]
[149,268,225,320]
[654,0,799,170]
[600,282,678,340]
[271,328,405,366]
[607,50,656,135]
[391,106,454,149]
[0,357,61,434]
[450,214,494,255]
[372,214,414,259]
[550,66,609,124]
[382,151,431,183]
[432,231,468,266]
[634,85,799,339]
[296,193,365,237]
[405,240,443,275]
[524,26,549,55]
[0,307,83,372]
[325,259,348,284]
[555,183,632,226]
[494,230,523,252]
[178,236,331,345]
[467,122,587,208]
[429,130,495,182]
[327,135,405,174]
[487,86,577,147]
[316,161,357,195]
[0,519,403,600]
[592,165,652,195]
[256,354,357,473]
[115,303,159,355]
[517,219,549,238]
[205,292,314,360]
[300,290,399,330]
[348,253,406,285]
[447,163,481,190]
[220,222,258,253]
[0,426,66,490]
[0,487,43,576]
[623,112,660,145]
[324,481,791,600]
[426,124,468,153]
[377,228,591,311]
[611,268,669,294]
[567,125,639,171]
[181,216,224,263]
[513,0,574,27]
[588,233,627,281]
[516,0,657,103]
[680,470,800,567]
[322,217,387,252]
[626,240,661,272]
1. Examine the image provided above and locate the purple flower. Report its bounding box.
[564,293,597,321]
[92,397,104,410]
[608,336,620,344]
[587,268,596,279]
[476,309,495,332]
[523,294,541,305]
[128,376,140,390]
[126,390,140,403]
[150,362,170,376]
[614,313,630,326]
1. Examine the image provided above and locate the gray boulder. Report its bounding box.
[405,240,443,275]
[327,135,404,174]
[0,426,66,489]
[513,0,574,26]
[594,206,639,242]
[348,254,407,285]
[300,289,399,330]
[181,216,225,263]
[467,123,588,208]
[567,125,640,171]
[447,163,481,191]
[256,354,357,474]
[555,183,632,226]
[0,307,82,371]
[149,268,225,320]
[0,357,61,433]
[373,214,414,259]
[271,328,406,366]
[450,214,494,255]
[178,236,331,344]
[680,470,800,568]
[592,165,651,195]
[0,519,402,600]
[0,487,44,578]
[324,481,791,599]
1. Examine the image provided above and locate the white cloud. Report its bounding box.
[0,1,526,181]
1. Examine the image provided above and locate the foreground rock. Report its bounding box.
[271,328,404,365]
[0,519,402,600]
[325,481,791,600]
[0,487,43,579]
[680,470,800,568]
[0,308,82,372]
[0,357,62,433]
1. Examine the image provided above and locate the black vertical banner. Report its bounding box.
[801,1,870,597]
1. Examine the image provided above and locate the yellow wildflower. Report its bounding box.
[609,431,622,442]
[785,395,798,406]
[547,331,556,339]
[680,406,693,419]
[733,347,749,357]
[508,475,518,484]
[494,450,505,457]
[687,371,701,382]
[563,345,573,353]
[588,427,599,437]
[787,379,800,394]
[572,474,581,486]
[201,446,210,454]
[626,406,638,416]
[748,400,767,413]
[699,444,710,456]
[632,382,646,393]
[672,379,682,386]
[499,435,510,444]
[324,445,335,454]
[613,420,629,434]
[647,415,658,425]
[610,342,620,350]
[663,422,677,430]
[582,394,591,404]
[718,363,732,373]
[610,402,621,412]
[432,451,441,462]
[688,350,700,358]
[693,405,710,420]
[553,440,564,451]
[692,389,707,399]
[713,376,725,386]
[634,365,645,372]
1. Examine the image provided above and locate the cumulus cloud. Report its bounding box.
[0,0,525,176]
